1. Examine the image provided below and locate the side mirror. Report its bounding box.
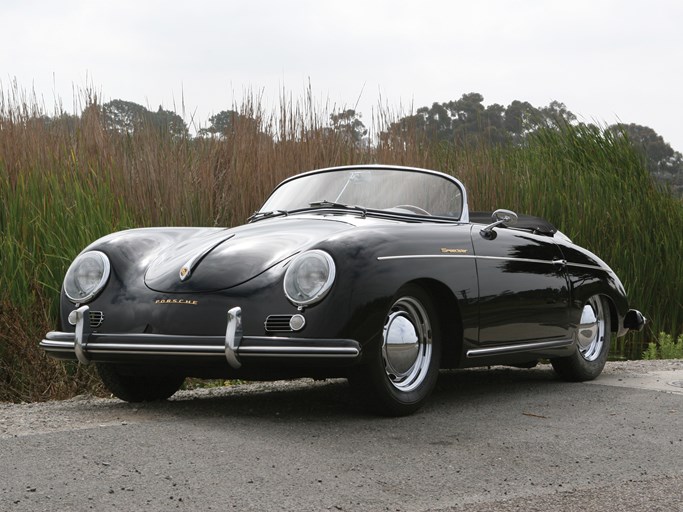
[480,209,518,239]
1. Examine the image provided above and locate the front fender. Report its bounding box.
[559,242,631,337]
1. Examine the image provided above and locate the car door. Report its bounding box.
[471,228,571,345]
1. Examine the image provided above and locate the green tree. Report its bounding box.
[382,93,509,146]
[102,99,149,133]
[199,110,261,137]
[151,107,188,138]
[416,102,451,140]
[504,100,544,139]
[101,100,188,137]
[608,123,678,171]
[446,92,486,134]
[380,112,429,147]
[329,109,368,145]
[608,123,683,195]
[539,100,577,129]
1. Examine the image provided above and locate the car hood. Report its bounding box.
[144,217,355,293]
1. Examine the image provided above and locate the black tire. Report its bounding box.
[551,295,611,382]
[96,363,185,402]
[349,284,441,416]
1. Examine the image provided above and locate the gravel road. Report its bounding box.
[1,360,682,511]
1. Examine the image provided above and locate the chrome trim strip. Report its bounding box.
[39,340,76,350]
[475,256,555,265]
[239,346,360,357]
[225,307,243,369]
[85,350,223,357]
[466,339,573,358]
[378,254,605,271]
[566,262,605,271]
[41,339,224,353]
[87,343,224,352]
[378,255,554,265]
[378,255,475,261]
[40,340,359,358]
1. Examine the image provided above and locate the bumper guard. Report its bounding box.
[41,305,361,369]
[624,309,646,332]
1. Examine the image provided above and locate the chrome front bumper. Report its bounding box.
[40,306,361,369]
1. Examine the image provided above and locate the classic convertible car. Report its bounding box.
[41,165,645,415]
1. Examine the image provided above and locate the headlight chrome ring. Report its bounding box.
[283,250,336,306]
[64,250,111,304]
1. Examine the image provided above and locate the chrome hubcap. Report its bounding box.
[577,297,605,361]
[382,297,432,392]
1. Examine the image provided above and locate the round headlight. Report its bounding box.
[63,251,111,304]
[283,250,336,306]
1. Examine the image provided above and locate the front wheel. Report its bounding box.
[349,284,441,416]
[551,295,611,381]
[97,363,185,402]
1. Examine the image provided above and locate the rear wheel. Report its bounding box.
[96,363,185,402]
[551,295,611,381]
[349,284,441,416]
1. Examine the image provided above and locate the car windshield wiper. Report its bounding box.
[307,200,367,217]
[247,210,288,222]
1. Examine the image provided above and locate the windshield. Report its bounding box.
[259,167,464,219]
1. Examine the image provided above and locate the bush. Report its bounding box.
[642,332,683,360]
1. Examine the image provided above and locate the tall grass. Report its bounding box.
[1,86,681,401]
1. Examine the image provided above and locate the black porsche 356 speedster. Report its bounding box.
[41,165,645,415]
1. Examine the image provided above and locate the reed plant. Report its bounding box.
[1,86,681,401]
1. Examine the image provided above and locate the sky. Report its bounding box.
[2,0,682,151]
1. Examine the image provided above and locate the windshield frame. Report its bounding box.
[256,165,470,223]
